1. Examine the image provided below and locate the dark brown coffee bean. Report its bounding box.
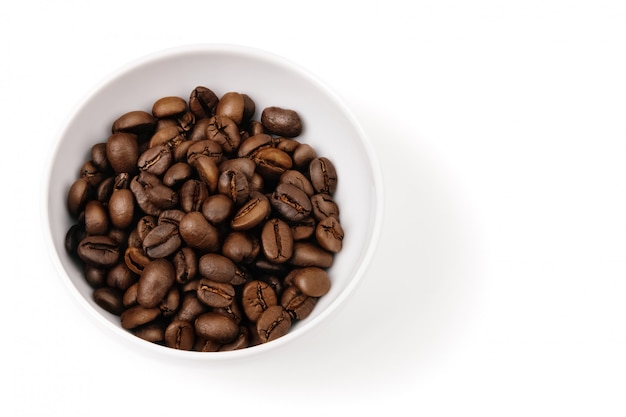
[106,133,139,174]
[222,231,259,264]
[135,215,157,241]
[95,176,115,204]
[237,133,274,158]
[157,209,185,226]
[219,157,256,180]
[156,118,180,131]
[142,222,181,258]
[112,110,157,137]
[292,143,317,169]
[137,258,176,308]
[206,115,241,154]
[120,305,161,329]
[152,96,188,118]
[197,278,235,308]
[290,217,316,241]
[230,191,270,230]
[218,169,249,205]
[271,183,312,222]
[253,147,293,179]
[79,160,104,187]
[201,194,233,224]
[195,312,239,343]
[186,139,223,164]
[130,172,179,216]
[310,193,340,220]
[189,86,219,119]
[198,253,237,283]
[124,246,151,274]
[65,223,85,256]
[256,305,292,343]
[289,242,334,268]
[134,323,165,343]
[280,285,317,320]
[93,287,124,315]
[175,111,195,132]
[159,286,180,317]
[261,106,303,138]
[216,92,246,126]
[242,280,277,322]
[77,235,120,268]
[176,293,208,322]
[67,178,90,218]
[108,189,135,229]
[247,120,265,136]
[91,142,109,171]
[315,216,344,253]
[84,200,109,235]
[106,262,137,291]
[137,145,172,176]
[179,179,208,212]
[191,155,219,193]
[286,267,331,297]
[213,299,244,324]
[165,319,195,350]
[123,283,138,307]
[309,157,338,195]
[261,218,294,264]
[173,247,197,284]
[218,326,250,351]
[178,211,219,252]
[148,125,186,150]
[279,170,314,196]
[163,162,192,187]
[84,265,106,288]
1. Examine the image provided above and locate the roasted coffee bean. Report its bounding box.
[124,246,151,274]
[77,235,120,268]
[106,262,137,291]
[206,115,241,154]
[230,191,270,230]
[176,293,208,322]
[309,157,338,195]
[218,326,250,351]
[142,222,181,258]
[291,143,317,169]
[123,283,138,307]
[134,323,165,343]
[218,169,249,205]
[271,183,312,222]
[201,194,233,224]
[84,265,107,288]
[237,133,274,158]
[195,312,239,343]
[256,305,291,343]
[286,267,331,297]
[67,178,90,218]
[173,247,197,284]
[179,179,208,212]
[163,162,192,187]
[112,110,157,137]
[186,139,223,164]
[261,218,294,264]
[130,171,179,216]
[279,170,314,196]
[248,173,264,193]
[120,305,161,329]
[84,200,109,235]
[176,111,195,132]
[93,287,125,315]
[91,143,109,172]
[65,223,85,256]
[213,299,244,324]
[95,176,115,203]
[159,286,180,317]
[261,106,302,138]
[137,258,175,308]
[310,193,340,220]
[136,215,157,241]
[242,280,277,322]
[178,211,219,252]
[158,209,185,226]
[106,133,139,174]
[191,155,219,193]
[197,278,236,308]
[216,92,246,126]
[219,157,256,180]
[222,231,259,264]
[253,147,292,179]
[198,253,237,283]
[165,319,195,350]
[280,285,317,320]
[108,189,134,229]
[188,117,212,142]
[80,160,104,187]
[289,242,334,268]
[315,216,344,253]
[189,86,219,119]
[137,145,172,175]
[290,217,316,241]
[148,125,186,150]
[152,96,188,118]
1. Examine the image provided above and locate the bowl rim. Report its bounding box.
[42,43,384,360]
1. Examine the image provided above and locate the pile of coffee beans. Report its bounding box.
[64,86,344,351]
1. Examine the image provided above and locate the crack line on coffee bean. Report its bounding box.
[278,194,304,213]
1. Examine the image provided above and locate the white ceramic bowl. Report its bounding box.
[44,44,383,359]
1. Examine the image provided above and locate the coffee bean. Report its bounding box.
[206,115,241,154]
[195,312,239,344]
[261,218,294,264]
[84,200,109,235]
[90,142,110,172]
[261,107,303,138]
[253,147,292,179]
[279,170,314,196]
[152,96,188,118]
[256,305,291,343]
[271,183,312,222]
[137,145,172,176]
[142,222,181,259]
[231,191,270,230]
[134,323,165,343]
[120,305,161,329]
[137,259,176,308]
[106,262,137,291]
[124,246,151,274]
[280,285,317,320]
[289,242,334,268]
[173,247,197,284]
[108,189,135,229]
[106,132,139,174]
[201,194,234,224]
[112,110,157,138]
[189,86,219,119]
[242,280,277,322]
[309,157,338,195]
[286,267,331,297]
[93,287,125,315]
[191,155,219,193]
[222,231,259,264]
[315,216,344,253]
[149,125,186,150]
[197,278,235,308]
[163,162,192,188]
[179,179,209,212]
[67,178,90,218]
[178,211,219,252]
[165,319,196,350]
[198,253,237,283]
[186,139,222,164]
[216,92,246,126]
[237,133,274,158]
[77,235,120,268]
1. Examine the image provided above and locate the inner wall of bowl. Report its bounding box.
[48,45,379,341]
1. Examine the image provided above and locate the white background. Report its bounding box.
[2,0,626,415]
